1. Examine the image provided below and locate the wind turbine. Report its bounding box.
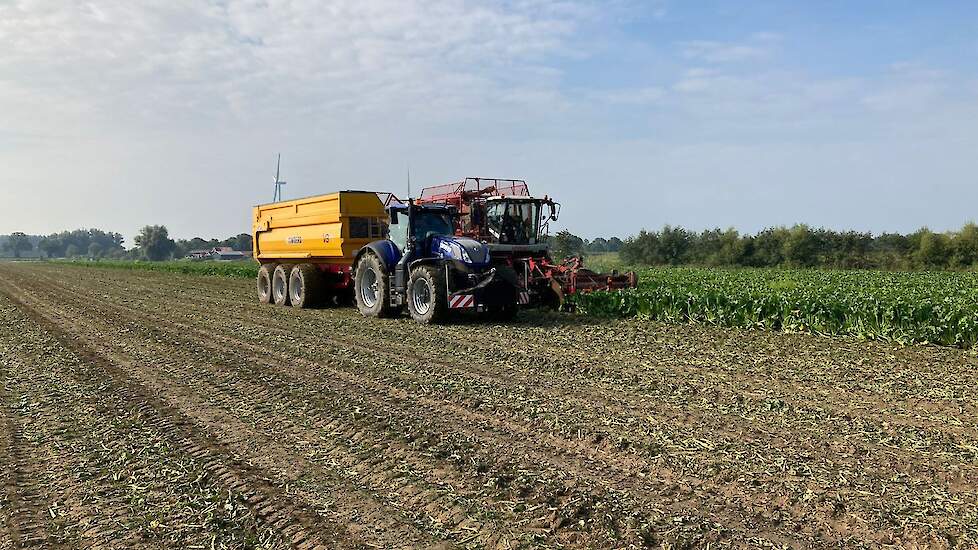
[272,154,287,202]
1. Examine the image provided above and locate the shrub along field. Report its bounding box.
[573,267,978,348]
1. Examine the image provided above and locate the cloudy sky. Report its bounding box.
[2,0,977,242]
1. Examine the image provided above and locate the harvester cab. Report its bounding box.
[417,177,637,309]
[353,199,521,324]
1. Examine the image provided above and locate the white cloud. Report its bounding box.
[679,32,780,64]
[589,86,666,105]
[0,0,599,134]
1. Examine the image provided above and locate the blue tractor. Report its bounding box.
[353,200,522,323]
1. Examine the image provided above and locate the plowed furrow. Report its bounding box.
[1,266,819,546]
[89,266,978,431]
[1,267,674,546]
[0,382,55,549]
[0,285,361,550]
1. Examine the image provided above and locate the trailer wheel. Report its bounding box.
[272,264,291,306]
[354,253,395,318]
[407,265,448,324]
[289,264,322,308]
[257,263,277,304]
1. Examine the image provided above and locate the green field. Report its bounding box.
[572,267,978,348]
[42,259,978,347]
[50,259,258,278]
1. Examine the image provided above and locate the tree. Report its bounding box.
[952,222,978,268]
[135,225,176,261]
[38,236,65,258]
[550,230,585,259]
[65,244,80,257]
[88,242,104,259]
[658,225,692,265]
[606,237,623,253]
[782,225,820,267]
[912,228,949,270]
[587,237,609,253]
[3,232,33,258]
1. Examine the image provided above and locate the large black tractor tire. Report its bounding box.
[289,264,323,308]
[272,264,291,306]
[257,263,277,304]
[354,253,396,318]
[407,264,449,324]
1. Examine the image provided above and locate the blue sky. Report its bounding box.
[1,1,976,242]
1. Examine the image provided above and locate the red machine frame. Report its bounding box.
[418,177,636,308]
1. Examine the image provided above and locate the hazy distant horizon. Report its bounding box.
[3,1,977,242]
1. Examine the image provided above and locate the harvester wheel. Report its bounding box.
[354,253,395,318]
[289,264,323,308]
[407,265,448,324]
[257,263,277,304]
[272,264,291,306]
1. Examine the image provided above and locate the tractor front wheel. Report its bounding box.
[407,265,448,324]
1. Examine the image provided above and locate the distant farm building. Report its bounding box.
[186,247,249,261]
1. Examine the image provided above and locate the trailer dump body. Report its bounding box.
[252,191,388,265]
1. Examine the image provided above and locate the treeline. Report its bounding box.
[2,226,253,261]
[614,224,978,270]
[134,225,252,261]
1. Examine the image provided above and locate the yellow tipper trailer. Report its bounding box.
[252,191,389,307]
[252,191,388,264]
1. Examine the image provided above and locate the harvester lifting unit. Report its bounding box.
[252,190,522,323]
[417,177,637,308]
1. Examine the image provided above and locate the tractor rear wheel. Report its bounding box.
[257,263,277,304]
[354,253,395,318]
[289,264,323,308]
[407,265,448,324]
[272,264,291,306]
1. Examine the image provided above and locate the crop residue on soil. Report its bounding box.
[0,262,976,548]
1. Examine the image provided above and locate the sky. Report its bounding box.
[1,0,977,243]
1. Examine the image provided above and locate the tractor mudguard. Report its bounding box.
[354,240,402,273]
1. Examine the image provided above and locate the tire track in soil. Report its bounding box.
[13,289,493,548]
[58,264,978,458]
[114,265,978,436]
[0,285,366,550]
[2,267,823,547]
[2,265,711,547]
[13,264,960,550]
[0,377,60,549]
[3,272,560,547]
[37,268,978,506]
[8,264,978,547]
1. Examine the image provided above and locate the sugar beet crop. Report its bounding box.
[574,267,978,347]
[1,262,977,548]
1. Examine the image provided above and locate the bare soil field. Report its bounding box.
[1,262,977,549]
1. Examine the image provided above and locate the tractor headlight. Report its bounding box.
[455,243,472,263]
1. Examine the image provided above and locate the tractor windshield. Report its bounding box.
[389,208,455,251]
[413,211,454,241]
[486,200,540,244]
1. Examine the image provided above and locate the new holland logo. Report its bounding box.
[287,236,303,244]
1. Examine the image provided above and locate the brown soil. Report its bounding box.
[0,262,976,549]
